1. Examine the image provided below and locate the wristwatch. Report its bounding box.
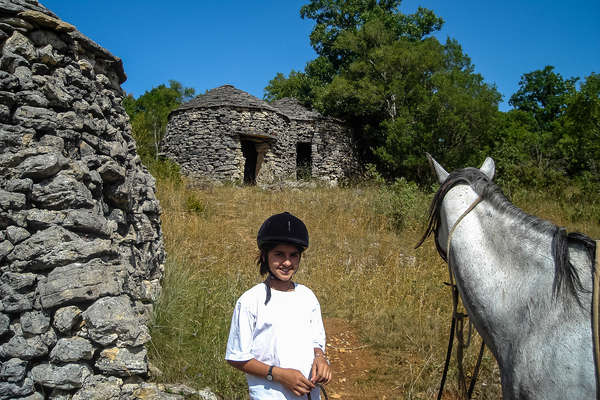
[266,365,274,381]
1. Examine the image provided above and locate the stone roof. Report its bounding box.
[175,85,285,116]
[271,97,321,121]
[0,1,126,85]
[0,0,57,17]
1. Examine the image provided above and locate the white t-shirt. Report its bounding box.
[225,282,326,399]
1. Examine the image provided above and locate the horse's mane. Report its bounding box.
[416,167,596,306]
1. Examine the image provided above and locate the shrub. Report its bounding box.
[185,195,209,216]
[375,177,430,232]
[147,158,182,185]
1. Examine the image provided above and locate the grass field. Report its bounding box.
[147,177,600,399]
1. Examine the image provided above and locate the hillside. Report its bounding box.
[148,179,599,399]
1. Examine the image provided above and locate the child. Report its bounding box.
[226,212,332,399]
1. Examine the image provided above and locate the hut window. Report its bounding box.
[296,142,312,180]
[241,139,257,184]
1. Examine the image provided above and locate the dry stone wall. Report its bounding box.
[0,1,172,398]
[164,107,289,184]
[163,89,360,187]
[287,118,358,185]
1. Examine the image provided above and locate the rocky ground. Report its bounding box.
[323,318,398,400]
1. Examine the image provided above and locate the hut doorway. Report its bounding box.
[241,139,257,184]
[296,142,312,180]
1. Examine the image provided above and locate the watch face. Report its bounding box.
[266,374,273,381]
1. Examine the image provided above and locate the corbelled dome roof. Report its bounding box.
[175,84,284,115]
[270,97,321,121]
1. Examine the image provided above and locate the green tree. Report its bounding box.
[266,0,443,107]
[491,109,554,191]
[366,38,500,179]
[558,72,600,178]
[264,57,338,108]
[266,1,500,181]
[508,65,578,132]
[300,0,443,73]
[124,80,195,163]
[495,69,598,191]
[263,70,318,105]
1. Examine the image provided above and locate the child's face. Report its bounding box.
[267,243,301,281]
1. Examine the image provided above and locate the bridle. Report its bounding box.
[436,194,486,400]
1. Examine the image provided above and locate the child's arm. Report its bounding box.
[227,359,316,397]
[310,348,332,384]
[309,295,331,384]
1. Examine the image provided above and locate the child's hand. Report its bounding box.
[274,367,315,396]
[310,354,332,384]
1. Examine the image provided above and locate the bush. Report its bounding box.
[185,195,209,216]
[146,158,182,185]
[375,177,430,232]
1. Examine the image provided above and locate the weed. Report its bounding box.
[185,195,209,216]
[147,158,183,184]
[373,177,430,232]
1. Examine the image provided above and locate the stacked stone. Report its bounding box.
[162,85,359,186]
[271,98,360,186]
[165,106,288,184]
[0,1,165,399]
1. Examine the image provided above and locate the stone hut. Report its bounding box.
[0,1,177,398]
[161,85,359,186]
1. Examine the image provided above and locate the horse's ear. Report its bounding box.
[480,157,495,180]
[426,153,449,184]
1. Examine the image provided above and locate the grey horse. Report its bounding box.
[418,155,597,399]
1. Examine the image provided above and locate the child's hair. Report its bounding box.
[257,243,305,275]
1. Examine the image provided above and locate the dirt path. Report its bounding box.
[323,318,397,399]
[323,318,467,400]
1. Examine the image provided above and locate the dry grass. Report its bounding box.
[148,178,599,399]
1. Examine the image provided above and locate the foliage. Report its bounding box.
[323,28,501,180]
[558,72,600,177]
[266,1,500,182]
[493,69,599,193]
[124,80,195,168]
[145,158,183,185]
[185,194,209,216]
[508,65,578,132]
[265,2,598,194]
[263,70,320,107]
[263,57,338,108]
[373,177,430,231]
[299,0,443,73]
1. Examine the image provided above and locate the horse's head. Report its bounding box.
[416,154,495,260]
[429,154,495,185]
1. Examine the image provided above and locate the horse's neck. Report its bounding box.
[449,201,557,357]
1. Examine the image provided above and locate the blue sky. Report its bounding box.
[41,1,599,112]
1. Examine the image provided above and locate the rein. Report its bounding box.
[307,384,328,400]
[437,195,486,400]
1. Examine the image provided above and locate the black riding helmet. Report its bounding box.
[257,211,309,249]
[257,212,309,305]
